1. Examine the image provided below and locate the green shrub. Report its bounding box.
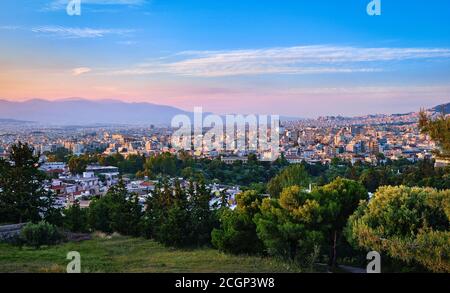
[346,186,450,273]
[20,221,63,248]
[212,190,264,254]
[212,209,263,254]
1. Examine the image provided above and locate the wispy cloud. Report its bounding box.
[105,45,450,77]
[45,0,146,11]
[1,24,133,39]
[72,67,92,76]
[31,26,133,38]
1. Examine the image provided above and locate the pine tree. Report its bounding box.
[88,180,143,236]
[419,110,450,159]
[0,142,57,224]
[64,201,89,232]
[189,179,214,246]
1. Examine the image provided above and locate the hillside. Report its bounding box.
[432,103,450,114]
[0,235,301,273]
[0,118,33,124]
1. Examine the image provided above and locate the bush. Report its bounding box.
[212,190,264,254]
[346,186,450,273]
[212,209,263,254]
[20,221,63,248]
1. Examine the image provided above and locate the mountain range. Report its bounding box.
[0,118,32,124]
[0,98,190,125]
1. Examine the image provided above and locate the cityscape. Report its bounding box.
[0,104,446,209]
[0,0,449,281]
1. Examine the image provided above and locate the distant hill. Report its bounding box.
[0,99,190,125]
[431,103,450,114]
[0,118,33,124]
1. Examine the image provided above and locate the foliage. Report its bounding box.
[255,178,366,267]
[144,178,216,247]
[63,148,450,193]
[149,180,191,246]
[321,158,450,191]
[267,164,310,197]
[311,177,367,267]
[140,152,288,187]
[20,221,63,248]
[188,180,216,246]
[99,153,145,175]
[45,147,71,163]
[419,110,450,159]
[212,190,264,254]
[144,152,177,177]
[88,181,143,236]
[63,201,89,233]
[0,142,59,224]
[68,155,89,175]
[255,185,325,263]
[346,185,450,272]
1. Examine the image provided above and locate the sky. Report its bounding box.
[0,0,450,117]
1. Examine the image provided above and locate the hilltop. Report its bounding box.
[432,103,450,114]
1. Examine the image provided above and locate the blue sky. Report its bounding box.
[1,0,450,117]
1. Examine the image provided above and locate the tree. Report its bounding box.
[212,190,264,254]
[346,186,450,273]
[46,147,71,163]
[255,185,324,264]
[0,142,58,224]
[63,201,89,233]
[88,181,143,236]
[189,180,215,246]
[88,195,113,233]
[267,164,310,197]
[419,110,450,159]
[255,178,366,268]
[312,178,367,267]
[145,153,177,177]
[99,153,124,167]
[144,178,216,247]
[155,179,191,246]
[68,156,88,175]
[116,154,145,175]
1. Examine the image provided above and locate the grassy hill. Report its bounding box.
[0,234,301,273]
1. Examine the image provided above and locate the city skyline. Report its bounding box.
[1,0,450,117]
